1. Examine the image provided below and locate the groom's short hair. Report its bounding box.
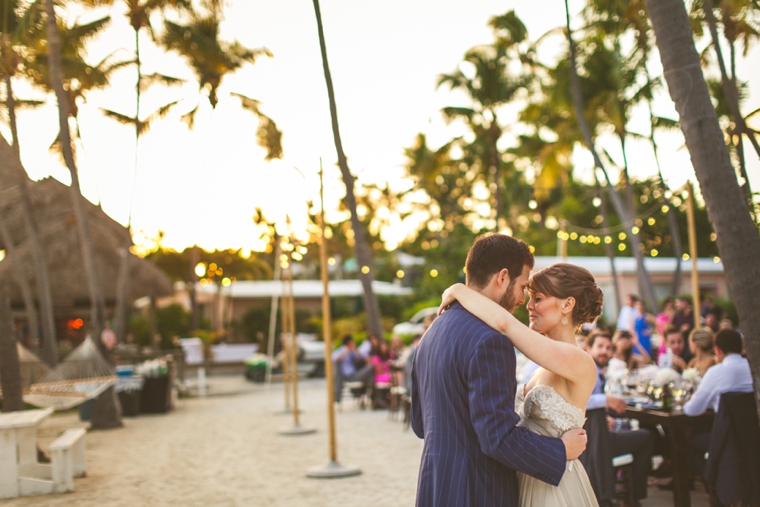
[465,233,534,289]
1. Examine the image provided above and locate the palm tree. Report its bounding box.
[437,36,524,229]
[583,0,687,296]
[694,0,760,213]
[563,0,660,313]
[311,0,383,338]
[646,0,760,419]
[76,0,190,344]
[25,13,130,156]
[43,0,120,428]
[161,3,282,159]
[0,0,58,366]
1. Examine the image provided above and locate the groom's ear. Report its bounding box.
[496,268,510,287]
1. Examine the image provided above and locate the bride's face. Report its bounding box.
[526,291,565,333]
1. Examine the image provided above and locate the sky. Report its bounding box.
[5,0,760,254]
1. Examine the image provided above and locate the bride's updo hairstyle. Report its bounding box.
[528,263,604,325]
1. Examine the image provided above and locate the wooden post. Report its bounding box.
[319,164,338,461]
[265,241,282,386]
[280,251,291,411]
[287,254,301,425]
[686,181,701,329]
[306,158,358,476]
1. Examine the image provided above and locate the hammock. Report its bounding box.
[23,336,117,410]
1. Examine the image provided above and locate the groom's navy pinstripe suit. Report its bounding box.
[411,302,566,507]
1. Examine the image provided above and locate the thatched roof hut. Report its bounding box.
[0,137,172,317]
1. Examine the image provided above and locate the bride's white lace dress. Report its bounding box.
[516,385,599,507]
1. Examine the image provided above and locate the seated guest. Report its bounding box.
[687,327,717,376]
[662,325,693,372]
[390,334,405,360]
[684,329,753,416]
[371,340,392,385]
[610,330,650,371]
[672,296,696,342]
[633,299,656,356]
[683,329,754,477]
[585,332,654,507]
[358,332,381,357]
[331,334,375,392]
[703,311,721,333]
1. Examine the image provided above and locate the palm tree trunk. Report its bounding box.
[0,134,58,365]
[113,26,143,343]
[702,0,757,210]
[190,245,199,330]
[44,0,119,429]
[618,133,637,220]
[4,74,20,159]
[113,248,130,343]
[646,0,760,421]
[2,41,44,352]
[43,0,107,351]
[0,213,40,349]
[563,0,660,313]
[0,292,24,412]
[647,101,684,296]
[311,0,383,338]
[594,174,621,313]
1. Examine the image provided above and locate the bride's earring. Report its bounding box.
[561,316,568,325]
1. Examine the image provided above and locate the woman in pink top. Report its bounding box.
[655,296,675,359]
[371,339,392,384]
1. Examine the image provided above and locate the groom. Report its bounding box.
[411,233,587,506]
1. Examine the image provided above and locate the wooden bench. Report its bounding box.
[49,428,87,493]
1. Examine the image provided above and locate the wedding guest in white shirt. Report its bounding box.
[683,328,753,416]
[616,294,641,333]
[683,328,753,479]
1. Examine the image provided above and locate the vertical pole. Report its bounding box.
[287,255,301,425]
[686,181,701,329]
[280,250,291,411]
[319,162,338,461]
[265,241,282,385]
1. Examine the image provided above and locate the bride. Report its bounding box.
[440,263,603,507]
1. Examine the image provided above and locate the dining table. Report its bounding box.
[625,404,714,507]
[0,407,55,499]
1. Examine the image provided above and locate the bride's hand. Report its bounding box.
[438,283,465,316]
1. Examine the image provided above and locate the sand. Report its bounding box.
[5,376,423,507]
[4,374,710,506]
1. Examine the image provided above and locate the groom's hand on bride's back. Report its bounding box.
[560,427,588,460]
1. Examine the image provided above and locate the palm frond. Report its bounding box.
[63,16,112,52]
[140,72,184,92]
[101,108,136,126]
[15,99,46,110]
[180,104,198,130]
[441,107,476,123]
[230,92,261,114]
[255,113,283,161]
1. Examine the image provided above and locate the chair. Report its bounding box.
[612,453,635,506]
[579,408,615,504]
[333,361,368,411]
[704,392,760,507]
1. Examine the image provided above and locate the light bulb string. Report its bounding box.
[560,181,691,237]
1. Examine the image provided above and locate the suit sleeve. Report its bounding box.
[468,334,567,486]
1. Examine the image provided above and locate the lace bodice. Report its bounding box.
[516,384,586,437]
